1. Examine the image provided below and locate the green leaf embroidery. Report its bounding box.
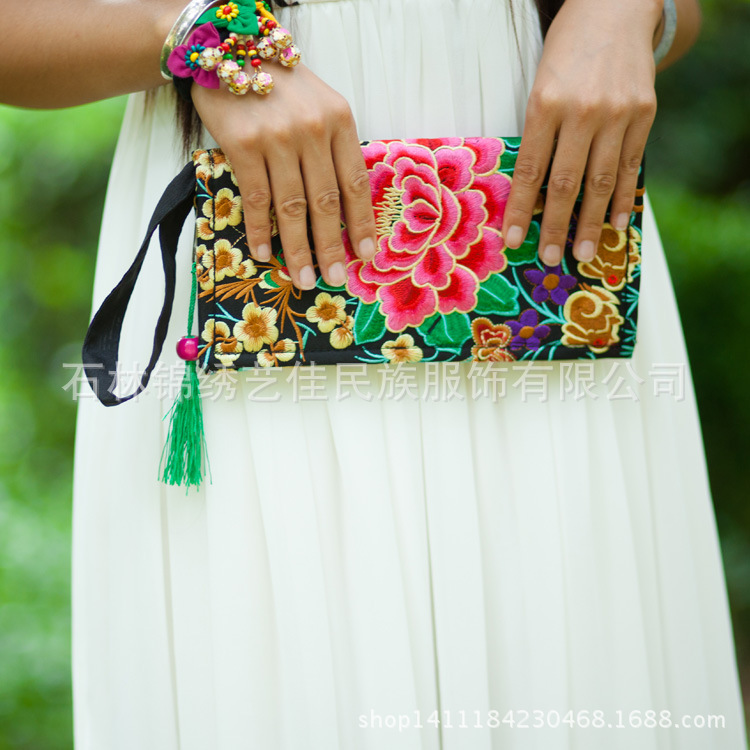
[353,301,387,344]
[417,312,472,355]
[499,138,521,172]
[316,277,347,293]
[474,273,520,316]
[259,270,279,289]
[499,149,518,172]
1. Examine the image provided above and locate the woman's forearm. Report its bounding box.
[655,0,702,71]
[0,1,185,108]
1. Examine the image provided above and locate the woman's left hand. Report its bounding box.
[501,0,663,265]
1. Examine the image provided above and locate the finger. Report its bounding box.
[234,150,273,262]
[609,113,653,231]
[301,142,348,287]
[536,125,592,267]
[331,123,376,262]
[502,105,557,250]
[266,148,316,291]
[572,125,626,261]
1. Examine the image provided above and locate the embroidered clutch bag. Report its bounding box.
[194,138,644,371]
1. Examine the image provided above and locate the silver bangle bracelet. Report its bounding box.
[160,0,221,80]
[653,0,678,66]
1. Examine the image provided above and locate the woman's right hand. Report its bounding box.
[191,63,377,291]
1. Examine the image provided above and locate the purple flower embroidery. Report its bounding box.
[524,264,577,305]
[508,309,551,351]
[167,23,222,89]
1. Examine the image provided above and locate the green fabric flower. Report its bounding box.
[196,1,259,36]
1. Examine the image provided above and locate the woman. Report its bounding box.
[3,0,745,748]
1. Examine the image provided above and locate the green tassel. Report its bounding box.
[159,358,208,490]
[159,258,210,490]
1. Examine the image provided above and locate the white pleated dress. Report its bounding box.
[71,0,748,748]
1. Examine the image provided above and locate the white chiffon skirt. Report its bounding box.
[72,0,748,747]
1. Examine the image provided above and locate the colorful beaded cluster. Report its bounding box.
[167,0,300,96]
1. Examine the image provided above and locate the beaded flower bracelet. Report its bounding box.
[164,0,300,97]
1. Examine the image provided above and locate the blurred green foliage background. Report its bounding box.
[0,0,749,746]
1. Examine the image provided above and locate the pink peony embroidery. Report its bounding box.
[344,139,510,331]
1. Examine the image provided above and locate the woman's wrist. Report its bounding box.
[559,0,664,44]
[636,0,670,57]
[626,0,667,41]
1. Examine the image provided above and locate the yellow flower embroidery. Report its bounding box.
[305,292,347,333]
[381,334,423,363]
[202,187,243,231]
[199,239,256,282]
[193,150,209,181]
[216,338,243,367]
[330,315,354,350]
[195,149,231,182]
[234,303,279,352]
[237,259,257,279]
[196,217,214,241]
[201,318,217,346]
[257,339,296,367]
[197,265,214,293]
[201,239,248,282]
[201,320,242,366]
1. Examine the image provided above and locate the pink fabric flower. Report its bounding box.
[167,23,222,89]
[344,139,510,331]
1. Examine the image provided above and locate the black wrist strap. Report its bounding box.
[82,162,196,406]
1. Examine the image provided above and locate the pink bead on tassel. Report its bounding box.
[176,336,199,361]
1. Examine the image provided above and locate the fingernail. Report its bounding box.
[359,237,376,260]
[540,244,560,265]
[614,213,629,231]
[257,243,271,261]
[328,261,347,287]
[506,225,524,249]
[577,240,596,262]
[299,265,316,289]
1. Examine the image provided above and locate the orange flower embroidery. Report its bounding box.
[561,284,624,354]
[470,318,515,362]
